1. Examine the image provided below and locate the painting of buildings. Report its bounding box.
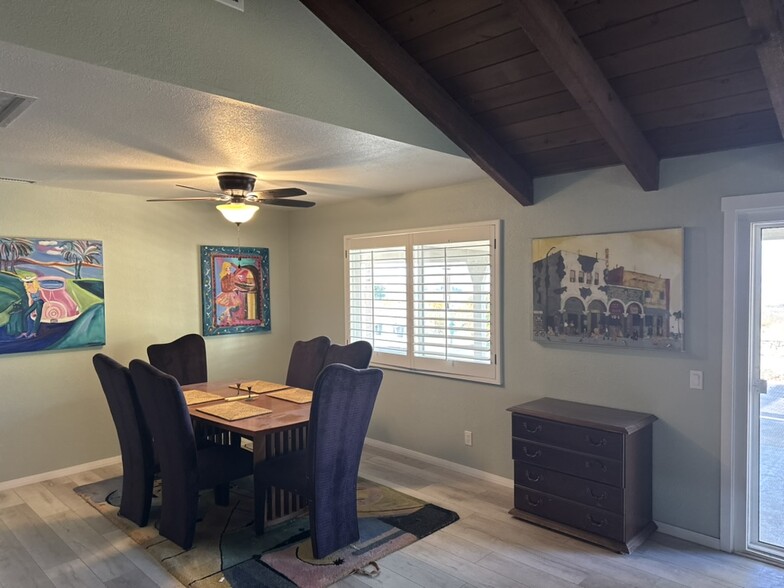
[0,237,105,355]
[532,228,684,351]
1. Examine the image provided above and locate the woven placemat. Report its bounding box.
[182,389,224,406]
[197,402,272,421]
[266,388,313,404]
[232,380,288,393]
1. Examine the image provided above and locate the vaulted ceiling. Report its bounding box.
[301,0,784,205]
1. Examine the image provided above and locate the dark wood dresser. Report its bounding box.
[508,397,657,553]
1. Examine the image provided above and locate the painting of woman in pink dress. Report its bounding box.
[201,246,269,336]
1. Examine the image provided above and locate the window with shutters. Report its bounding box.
[345,221,501,384]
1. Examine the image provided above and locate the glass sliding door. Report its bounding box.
[751,224,784,557]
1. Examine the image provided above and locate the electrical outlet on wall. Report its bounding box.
[464,430,473,446]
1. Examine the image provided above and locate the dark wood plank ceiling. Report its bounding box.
[301,0,783,205]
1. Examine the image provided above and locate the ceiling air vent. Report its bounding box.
[0,91,36,128]
[214,0,243,11]
[0,176,35,184]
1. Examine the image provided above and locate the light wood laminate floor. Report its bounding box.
[3,446,784,587]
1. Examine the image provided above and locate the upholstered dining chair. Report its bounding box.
[92,353,156,527]
[146,333,207,386]
[147,333,225,446]
[285,335,331,390]
[256,363,383,558]
[323,340,373,370]
[129,360,253,550]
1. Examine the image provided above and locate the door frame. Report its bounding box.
[721,191,784,554]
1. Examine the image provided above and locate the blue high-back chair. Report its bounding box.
[129,360,252,550]
[147,333,208,386]
[93,353,155,527]
[285,335,331,390]
[323,340,372,370]
[257,363,383,558]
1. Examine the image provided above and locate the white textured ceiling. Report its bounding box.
[0,41,486,205]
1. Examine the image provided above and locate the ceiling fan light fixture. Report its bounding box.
[216,202,259,224]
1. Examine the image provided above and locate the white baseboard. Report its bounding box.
[0,455,122,492]
[364,437,513,488]
[654,521,721,549]
[364,438,723,551]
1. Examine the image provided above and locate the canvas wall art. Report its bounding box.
[201,245,270,336]
[532,228,684,351]
[0,237,105,356]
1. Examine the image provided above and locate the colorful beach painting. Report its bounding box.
[0,237,105,356]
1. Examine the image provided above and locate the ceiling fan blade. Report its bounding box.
[175,184,226,196]
[260,198,316,208]
[147,196,225,202]
[248,187,307,198]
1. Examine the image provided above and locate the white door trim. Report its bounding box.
[721,191,784,553]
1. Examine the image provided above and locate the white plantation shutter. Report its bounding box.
[345,221,500,384]
[347,244,408,365]
[413,241,492,362]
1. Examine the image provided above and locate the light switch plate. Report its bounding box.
[690,370,703,390]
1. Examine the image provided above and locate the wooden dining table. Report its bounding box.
[184,380,312,534]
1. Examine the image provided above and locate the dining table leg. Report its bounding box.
[253,433,267,535]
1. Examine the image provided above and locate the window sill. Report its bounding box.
[369,360,502,386]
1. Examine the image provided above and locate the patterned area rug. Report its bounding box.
[74,476,458,587]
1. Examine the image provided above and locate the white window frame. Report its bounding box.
[344,220,502,385]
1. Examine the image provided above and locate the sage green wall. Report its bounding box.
[0,184,292,483]
[288,143,784,538]
[0,0,459,157]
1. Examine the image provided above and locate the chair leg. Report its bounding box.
[214,483,230,506]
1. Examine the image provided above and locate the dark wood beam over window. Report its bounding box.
[741,0,784,139]
[299,0,535,206]
[501,0,660,191]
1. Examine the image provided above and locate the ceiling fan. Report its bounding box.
[147,172,315,224]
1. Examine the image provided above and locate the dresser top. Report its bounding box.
[508,397,657,434]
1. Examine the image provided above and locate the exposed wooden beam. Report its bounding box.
[299,0,535,206]
[501,0,660,191]
[741,0,784,139]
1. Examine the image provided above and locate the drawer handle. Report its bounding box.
[522,447,542,459]
[586,488,607,501]
[525,471,542,482]
[584,459,607,472]
[525,495,543,507]
[522,422,542,434]
[586,514,608,528]
[585,434,607,447]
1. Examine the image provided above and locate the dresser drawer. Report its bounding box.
[514,462,624,513]
[514,486,624,542]
[512,439,623,486]
[512,414,622,459]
